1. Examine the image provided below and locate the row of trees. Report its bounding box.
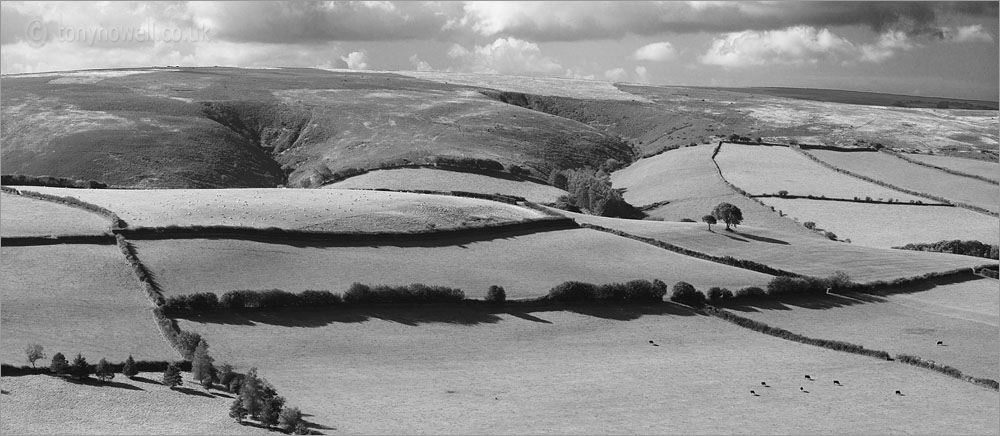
[28,344,133,382]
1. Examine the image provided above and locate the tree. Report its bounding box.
[95,358,115,382]
[177,331,202,360]
[122,355,138,379]
[711,202,743,231]
[279,406,305,433]
[485,285,506,304]
[240,368,264,419]
[50,352,69,375]
[201,375,214,391]
[260,395,285,428]
[218,363,236,390]
[191,339,214,382]
[69,354,91,380]
[701,215,716,231]
[229,397,247,423]
[669,281,706,307]
[25,344,45,368]
[162,362,183,389]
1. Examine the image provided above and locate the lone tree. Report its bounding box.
[701,215,717,231]
[191,338,214,383]
[279,406,305,433]
[25,344,45,368]
[95,358,115,382]
[486,285,506,304]
[162,362,183,389]
[49,352,69,375]
[711,202,743,231]
[69,354,92,380]
[229,397,247,424]
[122,355,138,379]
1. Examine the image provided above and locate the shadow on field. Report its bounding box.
[171,386,215,398]
[130,375,161,385]
[719,230,789,245]
[67,377,144,391]
[562,302,702,321]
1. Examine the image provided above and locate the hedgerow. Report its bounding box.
[1,174,109,189]
[896,354,999,391]
[342,283,465,304]
[881,149,998,186]
[12,189,125,229]
[893,240,999,259]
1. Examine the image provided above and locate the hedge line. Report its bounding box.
[14,189,126,229]
[544,279,667,303]
[579,223,800,277]
[881,150,998,186]
[116,234,164,306]
[319,158,552,188]
[850,267,988,292]
[892,239,998,259]
[976,267,999,279]
[1,360,190,377]
[703,305,893,360]
[1,174,110,189]
[1,235,116,246]
[794,147,998,217]
[752,193,948,207]
[896,354,999,391]
[1,186,20,194]
[710,143,794,218]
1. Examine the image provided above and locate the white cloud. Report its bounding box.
[564,68,595,80]
[632,41,676,62]
[447,37,563,75]
[944,24,995,43]
[635,65,649,83]
[859,30,915,63]
[700,26,854,67]
[340,51,369,70]
[408,54,433,71]
[604,67,628,82]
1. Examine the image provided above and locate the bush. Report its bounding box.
[163,362,183,388]
[49,352,69,375]
[670,282,705,307]
[593,280,666,303]
[824,231,838,240]
[803,221,816,229]
[485,285,506,304]
[342,283,465,304]
[706,287,733,301]
[122,355,138,379]
[547,281,597,302]
[778,190,789,197]
[734,286,765,298]
[279,406,305,433]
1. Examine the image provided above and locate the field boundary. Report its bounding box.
[793,147,998,217]
[319,162,553,188]
[1,234,116,246]
[881,150,998,186]
[750,193,950,206]
[6,188,128,229]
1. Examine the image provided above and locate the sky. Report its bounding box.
[1,1,997,101]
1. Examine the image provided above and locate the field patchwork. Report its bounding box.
[0,193,110,237]
[324,168,568,203]
[902,153,999,183]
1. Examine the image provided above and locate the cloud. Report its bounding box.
[408,54,433,71]
[634,65,649,83]
[564,68,595,80]
[943,25,995,43]
[632,41,675,62]
[859,30,916,63]
[447,37,563,75]
[604,67,628,82]
[700,26,855,67]
[340,50,368,70]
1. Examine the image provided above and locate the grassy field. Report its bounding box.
[716,144,930,202]
[611,144,820,238]
[558,211,987,284]
[323,168,568,203]
[0,193,110,237]
[1,372,273,435]
[903,153,999,182]
[176,306,999,434]
[759,198,1000,248]
[398,70,649,101]
[724,276,999,381]
[0,245,177,365]
[13,187,546,233]
[136,229,773,299]
[806,149,1000,213]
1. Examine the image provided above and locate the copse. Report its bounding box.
[486,285,506,304]
[669,281,706,307]
[711,202,743,231]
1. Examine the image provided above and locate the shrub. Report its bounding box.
[299,290,341,306]
[824,231,838,241]
[777,190,789,197]
[279,406,305,433]
[342,283,465,304]
[735,286,765,298]
[122,355,138,379]
[230,397,247,423]
[25,343,44,368]
[485,285,506,304]
[670,282,705,307]
[547,281,597,302]
[49,353,69,375]
[69,354,91,380]
[679,218,696,223]
[706,287,733,301]
[95,358,114,382]
[803,221,816,230]
[162,362,183,388]
[260,395,285,428]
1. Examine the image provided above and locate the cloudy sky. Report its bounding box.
[2,1,997,100]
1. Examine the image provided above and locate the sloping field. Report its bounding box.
[806,149,1000,213]
[398,70,648,101]
[559,211,987,283]
[136,229,773,299]
[611,144,819,237]
[1,372,272,435]
[13,187,545,233]
[716,144,930,202]
[0,245,177,365]
[726,277,999,381]
[903,153,999,182]
[177,306,999,434]
[324,168,568,203]
[0,193,109,237]
[759,198,999,248]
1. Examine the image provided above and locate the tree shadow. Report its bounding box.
[504,309,552,324]
[130,376,161,385]
[171,386,215,398]
[1,390,8,395]
[721,233,749,243]
[719,292,887,313]
[562,302,702,321]
[735,231,789,245]
[66,377,144,391]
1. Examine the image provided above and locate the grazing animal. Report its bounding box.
[895,390,903,396]
[649,340,654,344]
[800,387,808,393]
[834,380,841,386]
[937,341,944,345]
[750,390,758,396]
[805,375,812,380]
[761,381,768,387]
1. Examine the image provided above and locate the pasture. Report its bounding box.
[11,187,545,233]
[0,245,178,365]
[715,144,930,202]
[725,276,999,381]
[324,168,568,203]
[1,372,272,435]
[135,228,773,299]
[758,198,1000,248]
[0,193,110,237]
[806,149,1000,213]
[177,306,1000,434]
[902,153,999,182]
[611,144,819,237]
[559,211,987,284]
[398,70,649,101]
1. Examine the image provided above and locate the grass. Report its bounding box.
[13,187,546,233]
[176,305,999,434]
[902,153,998,182]
[324,168,568,203]
[1,371,271,435]
[398,70,648,101]
[716,144,930,201]
[0,245,178,365]
[720,276,999,381]
[557,211,988,283]
[0,193,110,237]
[758,198,999,248]
[806,149,1000,213]
[611,144,819,237]
[135,228,773,299]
